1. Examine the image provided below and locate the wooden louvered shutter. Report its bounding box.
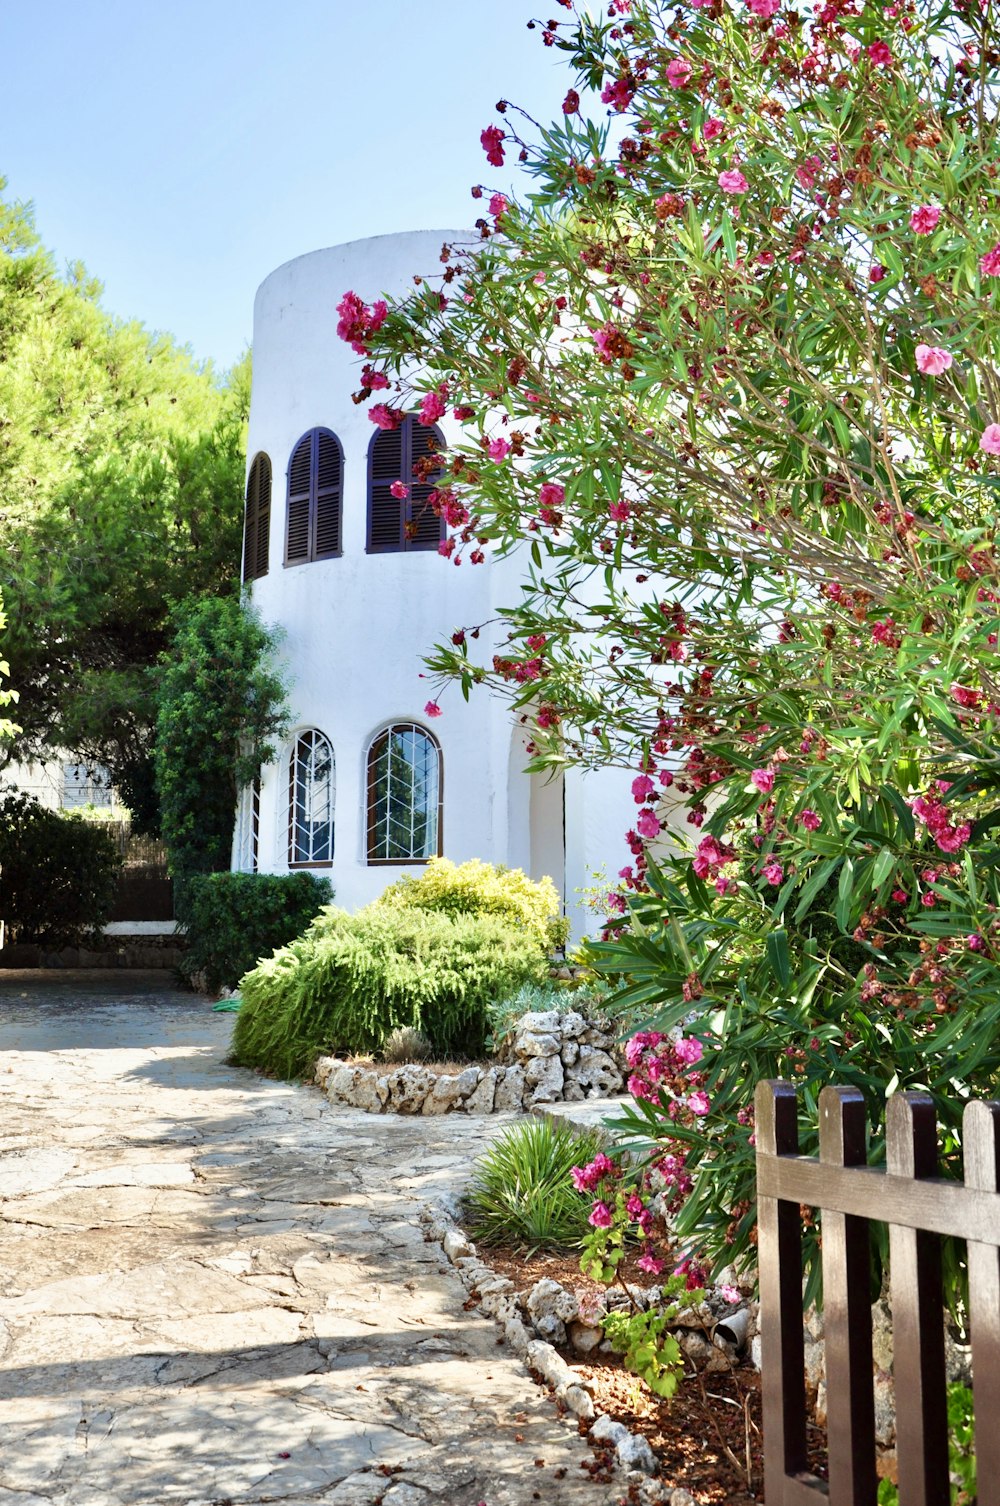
[408,423,446,551]
[314,431,342,558]
[243,453,271,581]
[285,436,312,564]
[368,428,405,552]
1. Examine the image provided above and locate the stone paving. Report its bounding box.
[0,971,614,1506]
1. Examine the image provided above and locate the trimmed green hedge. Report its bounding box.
[0,792,121,946]
[232,903,547,1079]
[178,871,332,992]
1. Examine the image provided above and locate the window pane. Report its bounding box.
[367,724,439,862]
[290,730,335,864]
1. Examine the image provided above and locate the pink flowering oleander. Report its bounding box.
[703,116,725,140]
[389,481,408,500]
[588,1200,613,1229]
[632,773,656,802]
[981,424,1000,455]
[423,701,442,719]
[718,168,749,194]
[795,154,822,189]
[336,291,388,356]
[761,858,783,885]
[867,39,893,65]
[688,1090,711,1116]
[636,808,661,840]
[488,193,508,219]
[911,793,972,854]
[601,77,635,111]
[419,390,446,426]
[369,404,404,431]
[747,0,780,15]
[538,480,565,510]
[665,57,692,89]
[981,243,1000,276]
[608,499,630,522]
[750,767,775,793]
[637,1253,666,1276]
[675,1036,703,1065]
[798,808,822,831]
[915,344,953,376]
[909,204,941,234]
[487,437,511,462]
[480,125,505,167]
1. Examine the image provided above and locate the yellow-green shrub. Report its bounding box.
[378,857,565,951]
[232,902,546,1079]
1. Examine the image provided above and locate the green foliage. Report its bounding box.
[232,902,547,1079]
[0,791,121,946]
[485,976,613,1054]
[154,597,289,884]
[877,1383,975,1505]
[0,182,248,823]
[0,588,19,748]
[464,1117,605,1252]
[602,1280,694,1402]
[178,871,332,992]
[378,857,564,952]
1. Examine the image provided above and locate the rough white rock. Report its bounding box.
[559,1010,587,1039]
[384,1065,435,1114]
[525,1054,565,1103]
[466,1068,497,1114]
[590,1415,628,1447]
[560,1041,580,1067]
[563,1383,595,1421]
[422,1070,477,1115]
[670,1489,697,1506]
[313,1056,337,1089]
[526,1279,579,1327]
[616,1432,658,1475]
[568,1045,623,1096]
[503,1314,532,1355]
[567,1320,604,1355]
[442,1229,471,1262]
[525,1338,575,1392]
[493,1065,526,1112]
[515,1010,564,1036]
[515,1031,562,1060]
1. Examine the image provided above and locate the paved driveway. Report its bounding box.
[0,971,611,1506]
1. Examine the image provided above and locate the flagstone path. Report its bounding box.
[0,971,613,1506]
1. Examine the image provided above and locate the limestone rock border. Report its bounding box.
[315,1009,625,1116]
[419,1201,701,1506]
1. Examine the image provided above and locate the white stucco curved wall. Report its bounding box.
[239,231,639,935]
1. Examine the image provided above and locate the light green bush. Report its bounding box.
[464,1117,605,1252]
[232,902,546,1079]
[378,857,565,952]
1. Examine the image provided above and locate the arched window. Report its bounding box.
[367,418,445,553]
[285,428,343,566]
[366,723,442,864]
[288,730,335,866]
[243,453,271,581]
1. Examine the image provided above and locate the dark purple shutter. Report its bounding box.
[368,428,405,551]
[408,422,445,551]
[243,453,272,581]
[314,430,342,558]
[285,436,312,564]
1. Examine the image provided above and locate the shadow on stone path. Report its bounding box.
[0,971,614,1506]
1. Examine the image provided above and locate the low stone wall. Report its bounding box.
[315,1008,624,1115]
[0,930,187,970]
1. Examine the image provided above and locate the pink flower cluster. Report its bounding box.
[911,792,972,855]
[915,344,952,376]
[419,389,447,426]
[480,125,505,167]
[601,76,635,110]
[692,832,736,882]
[336,291,388,356]
[625,1030,707,1115]
[909,204,941,235]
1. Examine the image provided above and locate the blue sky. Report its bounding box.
[1,1,569,372]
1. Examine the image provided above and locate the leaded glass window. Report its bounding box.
[366,723,442,864]
[288,730,335,866]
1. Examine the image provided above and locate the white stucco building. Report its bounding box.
[234,231,637,938]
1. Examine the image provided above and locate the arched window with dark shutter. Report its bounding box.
[243,453,272,581]
[366,722,443,864]
[285,428,343,566]
[367,417,446,553]
[288,729,335,866]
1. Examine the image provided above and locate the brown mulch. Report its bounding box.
[474,1241,829,1504]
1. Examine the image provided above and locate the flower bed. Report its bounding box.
[314,1008,624,1115]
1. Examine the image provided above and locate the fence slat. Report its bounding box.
[756,1079,811,1504]
[964,1099,1000,1506]
[819,1085,877,1506]
[886,1093,949,1506]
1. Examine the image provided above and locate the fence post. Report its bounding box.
[964,1098,1000,1506]
[885,1092,948,1506]
[756,1079,808,1503]
[819,1085,876,1506]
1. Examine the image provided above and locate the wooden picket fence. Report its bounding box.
[755,1079,1000,1505]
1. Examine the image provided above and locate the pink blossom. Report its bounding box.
[636,808,661,841]
[981,424,1000,455]
[632,774,656,802]
[538,481,565,512]
[601,77,635,111]
[703,116,725,141]
[637,1253,666,1276]
[389,481,409,500]
[675,1036,703,1065]
[915,344,953,376]
[719,1282,742,1303]
[666,58,693,89]
[798,809,822,831]
[488,193,508,219]
[980,243,1000,277]
[795,155,822,190]
[480,125,505,167]
[488,437,511,462]
[869,264,887,283]
[688,1091,711,1116]
[718,168,749,195]
[892,889,909,904]
[588,1200,614,1228]
[968,933,986,951]
[715,876,736,895]
[369,404,404,431]
[909,204,941,235]
[360,363,389,392]
[419,390,446,426]
[761,858,784,885]
[608,499,631,523]
[747,0,780,15]
[423,701,442,719]
[605,891,627,915]
[867,39,893,65]
[336,291,388,355]
[750,768,775,794]
[562,89,580,114]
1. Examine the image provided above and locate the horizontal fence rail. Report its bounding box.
[755,1080,1000,1506]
